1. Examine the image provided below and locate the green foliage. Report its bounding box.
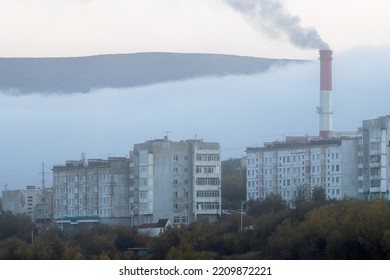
[221,158,246,209]
[0,211,34,242]
[311,186,327,206]
[3,193,390,259]
[354,199,390,259]
[114,227,144,251]
[149,227,183,259]
[167,233,218,260]
[0,236,32,259]
[247,193,286,216]
[32,228,84,259]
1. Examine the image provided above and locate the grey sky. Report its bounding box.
[0,0,389,59]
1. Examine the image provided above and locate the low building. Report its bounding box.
[1,186,53,222]
[137,219,171,237]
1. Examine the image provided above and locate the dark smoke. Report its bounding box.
[225,0,329,50]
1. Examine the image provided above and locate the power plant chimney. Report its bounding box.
[318,49,333,138]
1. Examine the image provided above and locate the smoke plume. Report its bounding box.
[225,0,329,50]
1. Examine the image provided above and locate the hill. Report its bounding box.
[0,52,305,94]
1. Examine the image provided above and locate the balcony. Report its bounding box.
[369,162,381,168]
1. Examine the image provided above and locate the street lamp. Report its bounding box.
[240,200,247,232]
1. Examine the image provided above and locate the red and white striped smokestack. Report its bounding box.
[318,50,333,138]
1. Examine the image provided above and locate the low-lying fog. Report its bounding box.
[1,46,390,188]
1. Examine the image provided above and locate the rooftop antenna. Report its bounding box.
[165,131,172,141]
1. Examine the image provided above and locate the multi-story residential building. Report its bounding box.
[246,136,359,204]
[131,138,221,225]
[358,115,390,200]
[52,157,130,225]
[51,138,221,227]
[1,186,53,222]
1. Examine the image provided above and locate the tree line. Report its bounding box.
[1,159,390,259]
[1,193,390,259]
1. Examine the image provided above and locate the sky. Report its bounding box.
[1,0,390,189]
[0,0,389,59]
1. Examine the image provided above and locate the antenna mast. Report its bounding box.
[41,162,46,189]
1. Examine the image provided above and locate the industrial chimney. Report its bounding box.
[318,50,333,138]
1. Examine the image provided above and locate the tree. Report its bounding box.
[0,237,32,259]
[114,227,144,252]
[354,199,390,259]
[221,158,246,210]
[247,193,286,216]
[149,227,184,259]
[311,186,327,206]
[73,225,118,259]
[32,228,83,259]
[0,211,34,242]
[167,233,218,260]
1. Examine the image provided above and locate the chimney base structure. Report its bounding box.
[318,50,333,138]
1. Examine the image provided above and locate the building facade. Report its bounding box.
[358,115,390,200]
[1,186,53,222]
[131,138,221,225]
[52,157,130,225]
[246,136,359,204]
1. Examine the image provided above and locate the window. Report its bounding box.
[196,165,216,174]
[184,167,189,173]
[173,217,180,223]
[196,202,220,210]
[196,177,220,185]
[140,203,148,211]
[196,190,220,197]
[173,204,179,210]
[174,167,178,173]
[174,179,178,186]
[174,155,179,161]
[208,154,220,161]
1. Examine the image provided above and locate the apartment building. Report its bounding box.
[52,157,130,225]
[131,138,221,225]
[358,115,390,200]
[246,136,359,204]
[1,186,53,222]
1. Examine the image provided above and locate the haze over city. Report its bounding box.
[1,0,390,189]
